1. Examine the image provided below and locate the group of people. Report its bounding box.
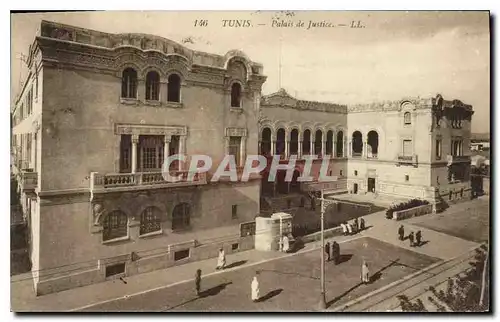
[398,225,424,247]
[324,240,341,265]
[341,217,366,236]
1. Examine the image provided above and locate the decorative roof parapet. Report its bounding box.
[347,97,434,113]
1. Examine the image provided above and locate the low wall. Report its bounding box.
[392,204,433,221]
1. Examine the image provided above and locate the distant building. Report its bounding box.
[471,133,490,151]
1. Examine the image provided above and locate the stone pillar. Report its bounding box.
[298,141,303,159]
[225,137,230,155]
[348,140,352,157]
[131,134,139,173]
[321,139,326,158]
[271,140,276,156]
[333,140,337,158]
[285,141,290,159]
[163,135,171,170]
[344,136,348,158]
[137,79,145,101]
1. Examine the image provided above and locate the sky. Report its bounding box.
[10,11,490,133]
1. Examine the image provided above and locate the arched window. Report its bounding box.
[276,128,286,157]
[172,203,190,231]
[336,131,344,157]
[261,128,272,155]
[231,83,242,108]
[326,130,334,156]
[352,131,363,157]
[140,206,162,235]
[404,112,412,125]
[314,130,323,156]
[145,71,160,101]
[303,129,311,155]
[103,210,128,241]
[290,129,299,156]
[167,74,181,103]
[121,68,137,99]
[367,131,379,158]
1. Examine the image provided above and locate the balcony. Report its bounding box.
[90,170,207,193]
[217,166,262,182]
[352,152,362,158]
[447,155,471,165]
[20,171,38,192]
[397,154,419,167]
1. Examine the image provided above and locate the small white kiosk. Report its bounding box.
[255,212,293,251]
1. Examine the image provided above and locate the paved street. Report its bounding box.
[407,197,489,243]
[80,237,438,312]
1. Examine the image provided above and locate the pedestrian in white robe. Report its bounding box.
[361,261,370,284]
[216,248,226,270]
[251,275,260,302]
[282,235,290,253]
[347,223,353,235]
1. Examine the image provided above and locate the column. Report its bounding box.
[285,141,290,159]
[310,135,315,156]
[363,140,368,158]
[321,139,326,158]
[333,139,337,158]
[271,139,275,156]
[179,135,185,171]
[131,134,138,173]
[225,136,230,155]
[163,135,171,170]
[344,136,348,158]
[298,141,303,159]
[240,136,246,166]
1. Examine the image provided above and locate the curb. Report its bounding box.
[329,244,482,312]
[69,235,364,312]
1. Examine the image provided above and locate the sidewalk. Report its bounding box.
[12,233,362,312]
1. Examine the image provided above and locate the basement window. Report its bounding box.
[105,263,126,277]
[174,249,190,261]
[405,175,409,182]
[232,243,239,251]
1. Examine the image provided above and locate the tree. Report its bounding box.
[398,244,489,312]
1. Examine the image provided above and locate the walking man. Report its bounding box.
[354,218,359,232]
[332,241,340,265]
[360,217,366,231]
[216,248,226,270]
[341,222,346,236]
[361,261,370,284]
[416,230,422,247]
[347,222,353,235]
[408,231,415,247]
[398,225,405,241]
[329,240,335,264]
[195,269,202,296]
[325,240,331,261]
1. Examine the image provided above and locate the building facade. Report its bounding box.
[11,20,266,295]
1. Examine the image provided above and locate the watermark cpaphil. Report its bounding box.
[161,154,338,183]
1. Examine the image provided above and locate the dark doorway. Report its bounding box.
[353,183,358,194]
[368,178,376,193]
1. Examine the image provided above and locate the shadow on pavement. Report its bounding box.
[337,254,353,264]
[257,289,283,302]
[326,258,400,308]
[225,260,247,269]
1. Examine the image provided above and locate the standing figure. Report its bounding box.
[408,232,415,247]
[360,218,366,231]
[354,218,359,232]
[325,241,331,261]
[341,222,347,236]
[216,248,226,270]
[194,269,202,296]
[282,235,290,253]
[251,274,260,302]
[415,230,422,247]
[398,225,405,241]
[361,261,370,284]
[332,241,340,265]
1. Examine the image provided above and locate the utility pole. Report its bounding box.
[479,244,489,307]
[318,189,326,310]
